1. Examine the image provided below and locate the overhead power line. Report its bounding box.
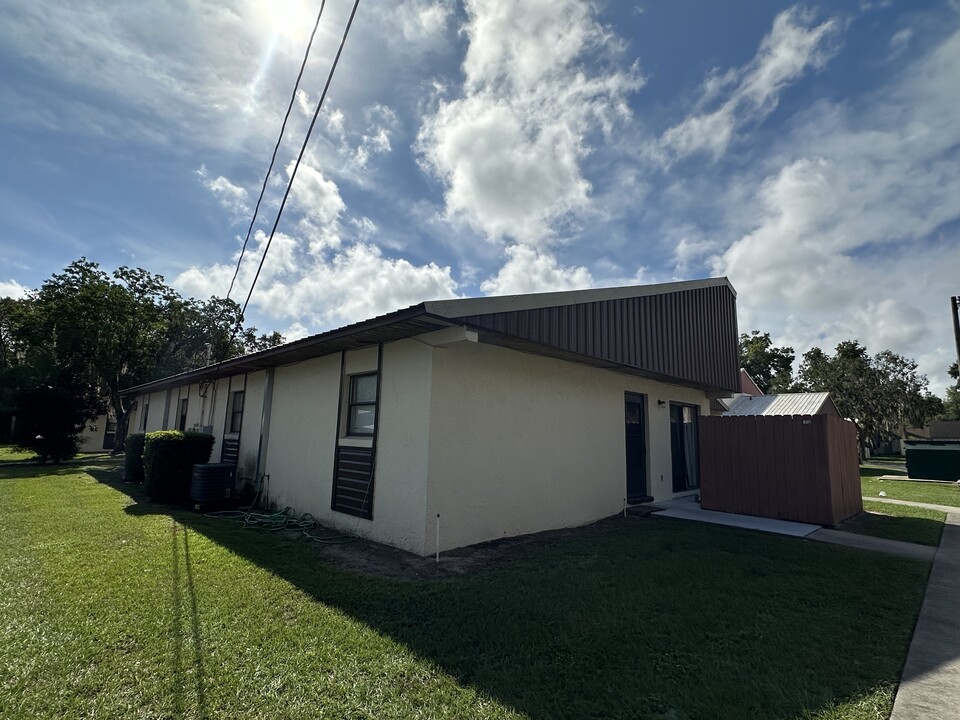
[227,0,330,301]
[200,0,360,392]
[241,0,362,321]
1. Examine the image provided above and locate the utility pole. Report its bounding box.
[952,296,960,373]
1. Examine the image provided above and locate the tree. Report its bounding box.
[797,340,940,454]
[944,362,960,421]
[7,259,284,452]
[13,380,105,463]
[738,330,795,393]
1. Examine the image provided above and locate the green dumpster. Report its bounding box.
[905,440,960,481]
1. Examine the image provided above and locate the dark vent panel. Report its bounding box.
[332,446,374,519]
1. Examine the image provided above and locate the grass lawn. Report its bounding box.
[0,459,931,720]
[839,501,946,547]
[0,444,36,463]
[862,472,960,509]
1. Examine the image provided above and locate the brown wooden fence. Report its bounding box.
[699,414,862,526]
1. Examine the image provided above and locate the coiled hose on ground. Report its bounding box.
[204,507,357,544]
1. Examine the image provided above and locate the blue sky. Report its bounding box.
[1,0,958,393]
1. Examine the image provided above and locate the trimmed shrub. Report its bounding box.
[124,434,146,483]
[143,431,215,503]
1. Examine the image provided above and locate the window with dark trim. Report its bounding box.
[178,398,189,431]
[229,391,244,434]
[347,373,377,436]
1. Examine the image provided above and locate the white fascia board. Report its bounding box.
[413,326,478,347]
[422,277,735,319]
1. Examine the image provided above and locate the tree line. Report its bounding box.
[739,330,958,452]
[0,259,283,460]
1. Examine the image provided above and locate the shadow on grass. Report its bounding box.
[0,462,115,480]
[840,511,945,547]
[168,521,208,720]
[79,461,209,717]
[72,463,934,720]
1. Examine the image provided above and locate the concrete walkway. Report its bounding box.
[866,496,960,515]
[651,496,940,559]
[890,511,960,719]
[650,496,819,537]
[806,528,936,561]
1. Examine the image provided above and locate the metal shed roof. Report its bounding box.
[723,392,834,416]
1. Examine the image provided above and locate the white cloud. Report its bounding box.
[660,7,842,161]
[197,165,250,219]
[255,242,458,326]
[349,104,399,170]
[176,230,458,331]
[393,0,453,47]
[480,245,593,295]
[284,161,346,254]
[287,162,345,226]
[0,280,30,299]
[282,321,309,341]
[711,26,960,394]
[417,0,643,246]
[889,27,913,58]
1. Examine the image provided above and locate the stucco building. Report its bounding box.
[124,278,740,555]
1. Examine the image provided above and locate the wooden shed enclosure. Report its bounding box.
[698,414,862,526]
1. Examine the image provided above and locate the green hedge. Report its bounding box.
[143,431,215,503]
[123,434,146,483]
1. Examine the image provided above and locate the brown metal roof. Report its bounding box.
[444,280,740,393]
[124,277,740,396]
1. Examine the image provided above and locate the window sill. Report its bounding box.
[339,436,374,448]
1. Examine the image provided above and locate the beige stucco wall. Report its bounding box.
[261,354,341,526]
[424,340,709,554]
[368,340,433,554]
[139,390,168,433]
[260,345,432,554]
[78,413,108,451]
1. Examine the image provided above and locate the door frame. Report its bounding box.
[624,392,651,504]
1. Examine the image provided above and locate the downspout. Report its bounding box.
[254,368,275,492]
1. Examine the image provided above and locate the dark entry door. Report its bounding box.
[625,396,649,503]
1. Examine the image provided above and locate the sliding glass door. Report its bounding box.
[670,403,700,492]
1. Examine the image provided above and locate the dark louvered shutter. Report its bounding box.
[332,446,374,519]
[220,437,240,465]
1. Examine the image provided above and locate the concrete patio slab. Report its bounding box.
[651,496,820,537]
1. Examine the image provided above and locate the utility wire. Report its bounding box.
[240,0,362,321]
[226,0,329,301]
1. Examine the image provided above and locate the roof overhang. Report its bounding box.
[423,277,736,319]
[122,307,456,397]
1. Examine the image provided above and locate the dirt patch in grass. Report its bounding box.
[292,509,661,580]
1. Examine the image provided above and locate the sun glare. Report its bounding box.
[254,0,315,43]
